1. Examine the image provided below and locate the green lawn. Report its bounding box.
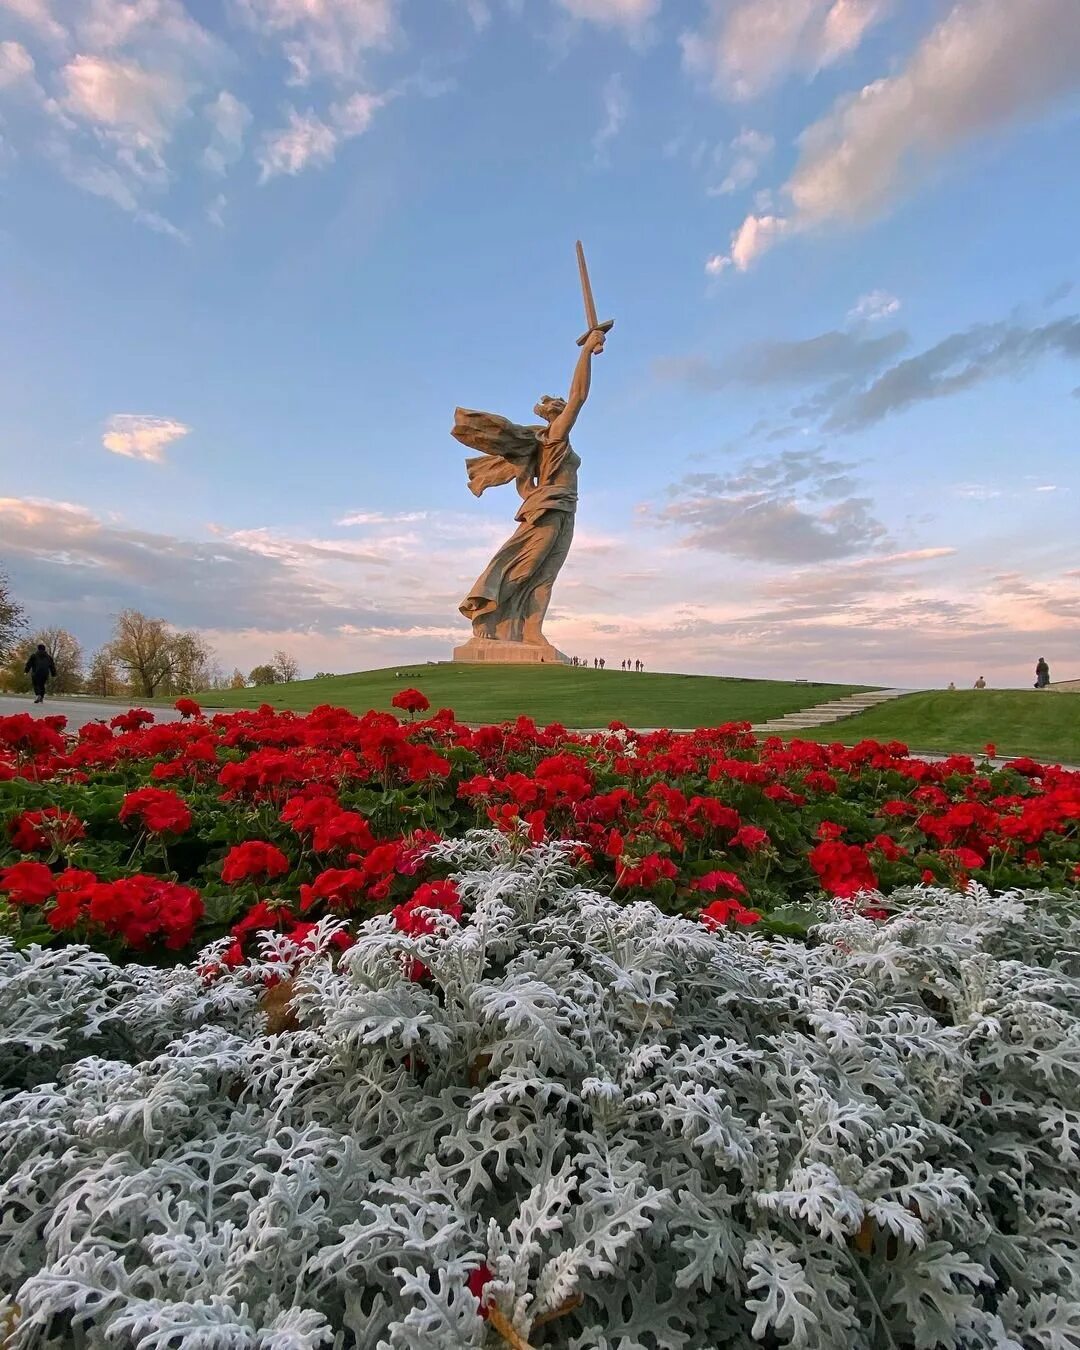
[793,690,1080,764]
[206,663,873,729]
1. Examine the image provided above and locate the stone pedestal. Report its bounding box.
[452,636,569,665]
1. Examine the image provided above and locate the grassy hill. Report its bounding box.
[206,663,873,729]
[794,690,1080,764]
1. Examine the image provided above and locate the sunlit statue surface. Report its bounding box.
[452,243,612,665]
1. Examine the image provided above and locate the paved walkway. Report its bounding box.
[0,694,193,733]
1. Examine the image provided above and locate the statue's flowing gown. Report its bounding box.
[452,408,579,644]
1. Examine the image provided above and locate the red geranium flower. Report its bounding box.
[392,880,462,935]
[175,698,202,719]
[693,870,748,896]
[808,840,878,899]
[221,841,291,885]
[467,1264,494,1318]
[700,898,761,929]
[391,688,430,714]
[119,787,193,835]
[0,860,57,906]
[729,825,769,851]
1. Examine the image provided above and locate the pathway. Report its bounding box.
[749,688,911,736]
[0,694,195,733]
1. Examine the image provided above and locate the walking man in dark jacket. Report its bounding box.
[24,643,57,704]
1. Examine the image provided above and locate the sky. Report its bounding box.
[1,0,1078,690]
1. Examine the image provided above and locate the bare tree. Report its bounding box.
[110,610,178,697]
[0,568,27,662]
[85,646,124,698]
[272,650,300,684]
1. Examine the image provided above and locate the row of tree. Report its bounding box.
[0,571,302,698]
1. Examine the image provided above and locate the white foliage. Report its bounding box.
[1,835,1079,1348]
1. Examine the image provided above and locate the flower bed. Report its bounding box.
[1,837,1078,1348]
[1,698,1078,959]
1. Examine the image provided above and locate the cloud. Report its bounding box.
[0,39,39,91]
[951,483,1001,501]
[102,414,191,463]
[848,289,900,323]
[61,53,190,167]
[73,0,214,58]
[0,0,221,235]
[0,0,66,44]
[237,0,398,84]
[0,496,487,669]
[258,91,386,179]
[202,90,251,175]
[825,314,1080,430]
[556,0,660,30]
[655,326,907,390]
[706,212,789,273]
[708,127,774,196]
[660,308,1080,433]
[257,106,338,179]
[655,449,889,563]
[683,0,891,100]
[713,0,1080,268]
[592,73,627,160]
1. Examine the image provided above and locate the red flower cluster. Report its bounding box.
[392,880,463,935]
[0,860,202,948]
[119,788,193,835]
[221,841,291,885]
[808,840,879,899]
[391,688,431,714]
[700,898,761,929]
[2,703,1078,959]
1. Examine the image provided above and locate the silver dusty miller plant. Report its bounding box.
[1,832,1079,1349]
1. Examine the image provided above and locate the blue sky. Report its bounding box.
[1,0,1078,687]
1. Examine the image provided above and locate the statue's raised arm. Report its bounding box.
[546,326,605,444]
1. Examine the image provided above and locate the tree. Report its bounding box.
[273,650,300,684]
[110,610,178,698]
[0,568,27,662]
[312,672,335,680]
[229,668,247,690]
[168,631,216,695]
[248,664,279,687]
[1,627,84,695]
[85,646,124,699]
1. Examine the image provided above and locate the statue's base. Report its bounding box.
[452,636,569,666]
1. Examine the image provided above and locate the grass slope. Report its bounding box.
[795,691,1080,763]
[207,664,873,729]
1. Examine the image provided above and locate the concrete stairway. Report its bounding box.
[750,688,910,736]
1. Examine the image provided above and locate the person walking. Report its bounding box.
[24,643,57,704]
[1035,657,1050,689]
[974,675,987,690]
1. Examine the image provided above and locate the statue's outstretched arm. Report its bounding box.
[548,328,605,442]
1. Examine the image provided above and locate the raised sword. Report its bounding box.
[575,239,614,347]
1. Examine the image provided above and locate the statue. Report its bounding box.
[451,242,613,664]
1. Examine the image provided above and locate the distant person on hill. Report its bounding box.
[24,643,57,704]
[1035,657,1050,689]
[947,681,956,691]
[974,675,987,689]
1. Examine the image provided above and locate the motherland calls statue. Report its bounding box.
[452,242,613,665]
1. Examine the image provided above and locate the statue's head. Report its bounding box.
[534,395,566,423]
